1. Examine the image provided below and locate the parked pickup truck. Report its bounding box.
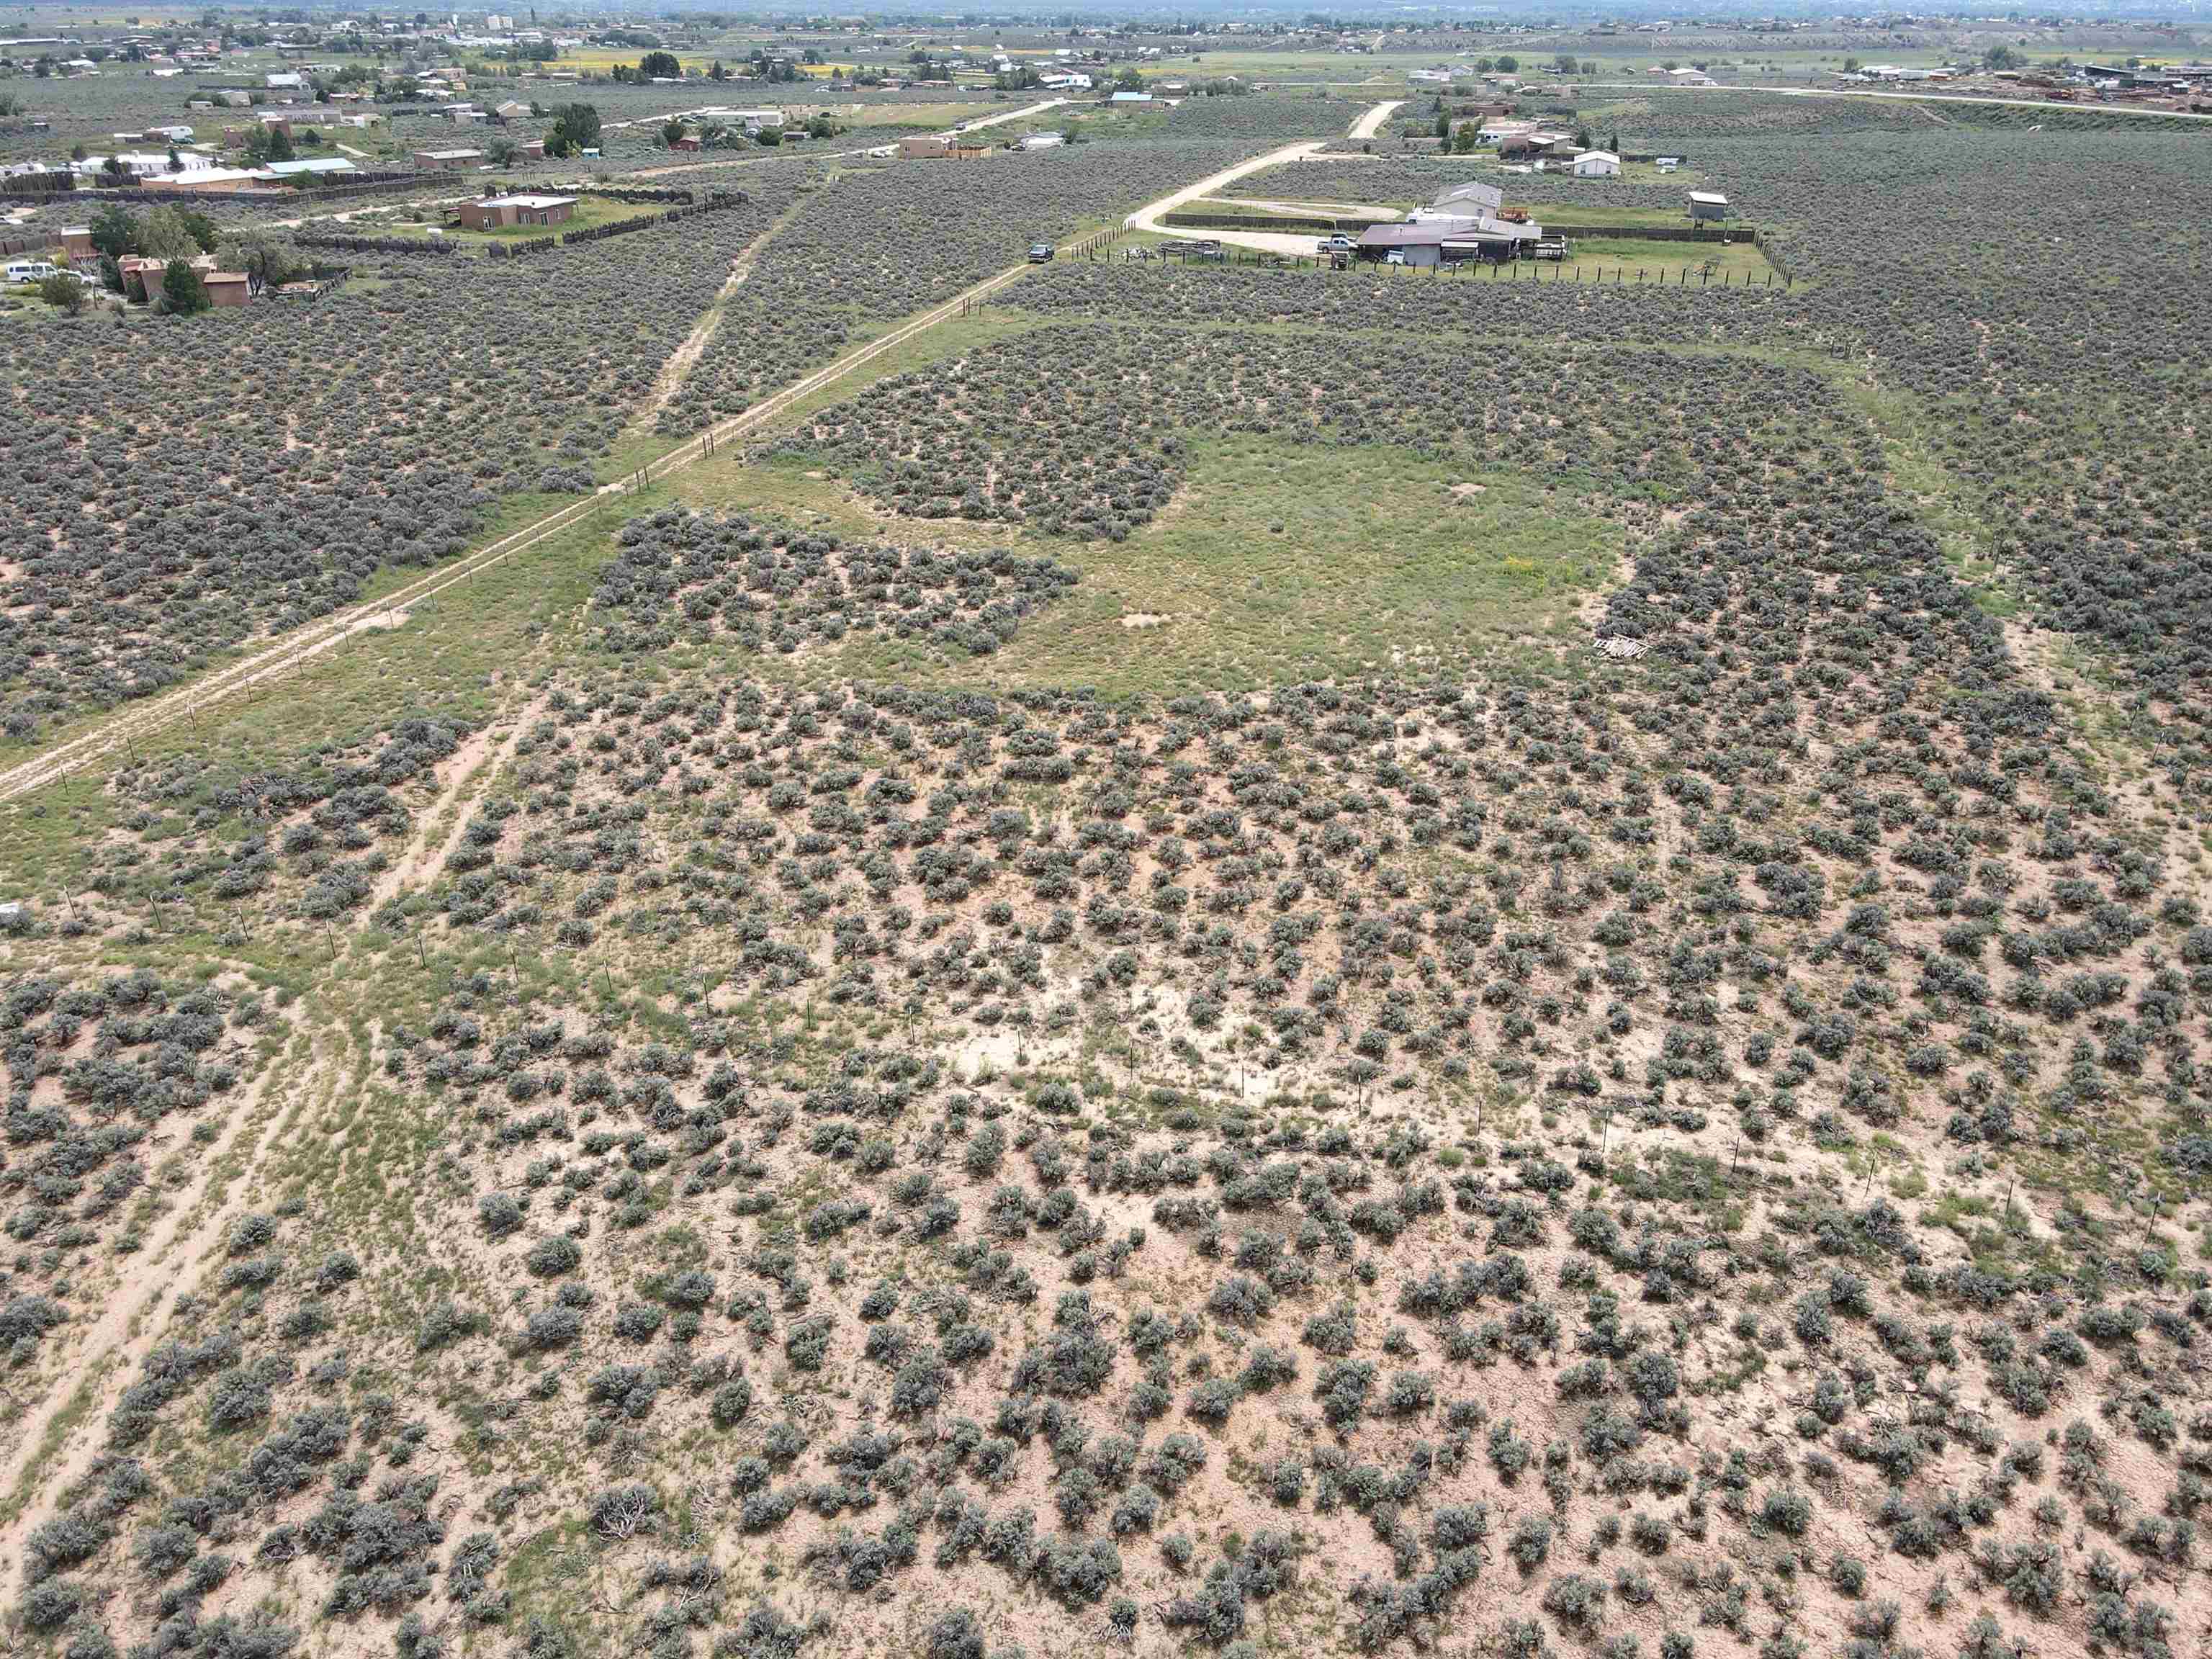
[1315,233,1355,253]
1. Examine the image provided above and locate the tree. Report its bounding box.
[544,102,600,158]
[1496,54,1518,72]
[158,258,212,316]
[89,204,140,259]
[485,135,519,166]
[220,231,305,292]
[1555,53,1578,74]
[1984,44,2023,71]
[138,206,206,261]
[708,59,728,81]
[661,117,687,147]
[246,123,295,163]
[37,271,86,314]
[637,50,681,80]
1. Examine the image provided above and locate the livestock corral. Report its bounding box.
[2,22,2212,1659]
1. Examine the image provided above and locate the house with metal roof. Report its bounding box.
[1430,180,1502,215]
[266,156,358,177]
[1357,216,1542,266]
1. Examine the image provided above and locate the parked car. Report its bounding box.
[1027,242,1053,262]
[5,260,61,284]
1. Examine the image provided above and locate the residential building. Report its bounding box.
[1431,180,1502,215]
[415,148,485,170]
[266,157,358,178]
[1570,150,1620,178]
[1357,215,1542,266]
[455,192,575,229]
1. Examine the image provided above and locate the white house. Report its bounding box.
[78,150,216,179]
[266,70,304,89]
[1018,131,1064,150]
[1570,150,1620,178]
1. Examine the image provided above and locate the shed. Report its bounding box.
[1570,150,1620,177]
[1687,189,1730,221]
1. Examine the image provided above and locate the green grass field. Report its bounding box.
[711,432,1618,698]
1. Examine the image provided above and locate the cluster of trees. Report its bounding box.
[542,102,601,158]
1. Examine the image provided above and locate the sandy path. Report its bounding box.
[631,204,798,431]
[369,693,544,911]
[949,96,1068,134]
[0,1029,314,1574]
[1206,196,1397,219]
[1348,98,1404,140]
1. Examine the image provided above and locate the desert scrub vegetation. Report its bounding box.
[588,507,1079,658]
[0,191,799,737]
[655,138,1259,438]
[4,73,2212,1659]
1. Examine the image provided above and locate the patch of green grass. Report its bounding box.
[1554,235,1780,285]
[947,432,1615,695]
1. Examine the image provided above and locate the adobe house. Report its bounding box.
[456,192,577,230]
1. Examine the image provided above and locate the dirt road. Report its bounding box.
[1348,98,1404,140]
[0,206,1115,806]
[1120,99,1398,258]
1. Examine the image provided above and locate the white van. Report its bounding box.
[6,260,62,284]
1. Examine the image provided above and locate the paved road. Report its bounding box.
[1584,79,2212,122]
